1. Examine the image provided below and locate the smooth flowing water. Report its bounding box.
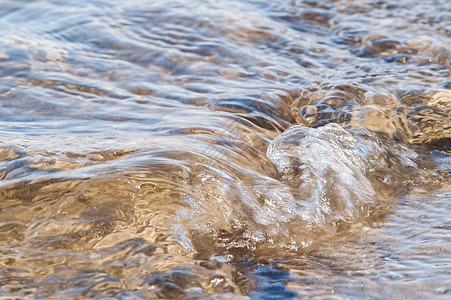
[0,0,450,299]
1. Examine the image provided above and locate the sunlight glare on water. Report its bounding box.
[0,0,450,298]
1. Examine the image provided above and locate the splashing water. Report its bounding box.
[0,0,450,298]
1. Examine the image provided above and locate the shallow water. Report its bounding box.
[0,0,450,298]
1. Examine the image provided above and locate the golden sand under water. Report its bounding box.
[0,0,450,298]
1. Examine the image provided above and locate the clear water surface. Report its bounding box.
[0,0,450,299]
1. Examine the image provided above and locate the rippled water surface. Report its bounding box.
[0,0,450,298]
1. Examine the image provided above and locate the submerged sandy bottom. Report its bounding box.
[0,0,450,298]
